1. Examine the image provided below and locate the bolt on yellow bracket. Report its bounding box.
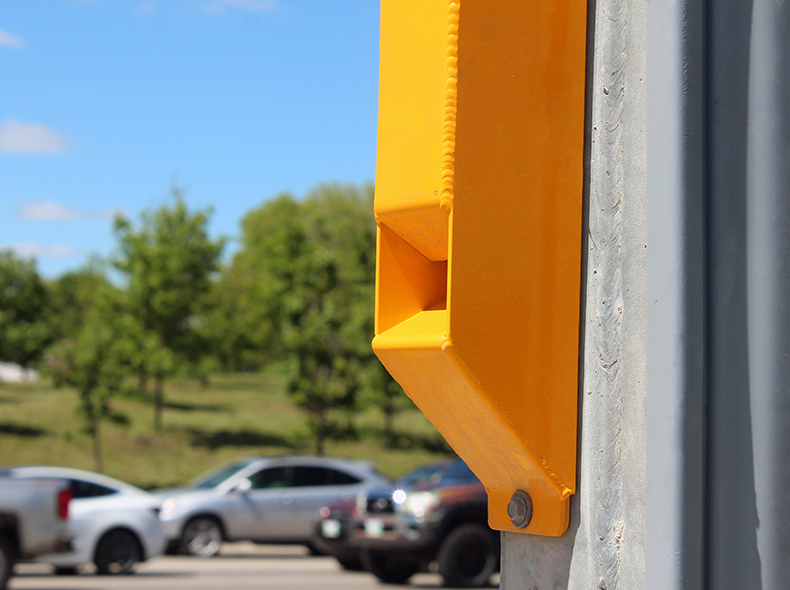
[373,0,587,536]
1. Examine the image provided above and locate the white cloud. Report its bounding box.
[9,243,42,258]
[0,29,24,49]
[126,0,282,17]
[46,244,78,258]
[201,0,282,14]
[18,201,80,221]
[133,1,157,15]
[0,120,67,154]
[17,200,122,222]
[9,243,78,259]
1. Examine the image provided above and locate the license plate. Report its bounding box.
[364,518,385,537]
[321,519,342,539]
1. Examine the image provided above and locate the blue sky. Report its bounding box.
[0,0,380,278]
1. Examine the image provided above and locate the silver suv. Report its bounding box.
[157,456,390,557]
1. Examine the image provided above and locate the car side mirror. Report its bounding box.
[233,478,252,494]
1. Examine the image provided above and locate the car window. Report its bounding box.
[396,462,452,488]
[291,467,330,487]
[439,461,480,485]
[326,469,360,485]
[70,479,118,498]
[290,467,361,487]
[191,461,252,490]
[249,467,289,489]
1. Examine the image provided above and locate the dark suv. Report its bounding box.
[354,460,499,587]
[312,461,453,571]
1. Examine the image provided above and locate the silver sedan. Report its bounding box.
[157,456,390,557]
[4,466,166,575]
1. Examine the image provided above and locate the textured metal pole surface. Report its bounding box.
[648,0,790,587]
[502,0,789,586]
[704,0,757,586]
[706,0,790,587]
[744,3,790,584]
[500,0,648,586]
[645,0,706,586]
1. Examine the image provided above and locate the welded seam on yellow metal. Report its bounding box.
[374,196,445,221]
[439,0,459,215]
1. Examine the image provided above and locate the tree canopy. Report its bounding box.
[10,181,413,456]
[47,258,113,344]
[0,250,52,370]
[213,183,386,453]
[113,189,224,430]
[48,287,133,473]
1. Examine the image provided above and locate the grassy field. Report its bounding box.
[0,371,454,489]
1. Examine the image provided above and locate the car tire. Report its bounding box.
[0,533,15,590]
[181,516,223,557]
[305,542,327,556]
[437,524,498,588]
[94,529,141,575]
[362,549,419,585]
[336,556,364,571]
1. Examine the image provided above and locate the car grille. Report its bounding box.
[366,494,395,514]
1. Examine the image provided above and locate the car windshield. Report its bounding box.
[190,460,254,490]
[438,460,480,485]
[396,462,452,488]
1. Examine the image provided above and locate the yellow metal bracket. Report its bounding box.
[373,0,587,536]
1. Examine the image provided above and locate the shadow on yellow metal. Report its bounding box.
[373,0,587,536]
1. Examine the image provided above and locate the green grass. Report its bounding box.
[0,371,454,489]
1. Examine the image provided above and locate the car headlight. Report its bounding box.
[159,498,181,520]
[357,492,369,513]
[398,491,440,518]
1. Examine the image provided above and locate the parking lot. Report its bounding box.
[10,543,500,590]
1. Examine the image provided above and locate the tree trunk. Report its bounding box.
[384,404,396,448]
[92,416,103,474]
[137,371,148,395]
[315,408,326,456]
[154,373,164,432]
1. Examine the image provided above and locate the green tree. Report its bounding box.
[48,291,131,473]
[202,269,264,372]
[278,184,378,454]
[47,258,113,343]
[118,305,175,398]
[113,189,224,431]
[0,250,53,372]
[361,361,408,448]
[210,181,409,451]
[208,193,306,371]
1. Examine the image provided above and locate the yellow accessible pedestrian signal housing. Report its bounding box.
[373,0,587,536]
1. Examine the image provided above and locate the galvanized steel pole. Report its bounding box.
[705,0,790,587]
[503,0,790,588]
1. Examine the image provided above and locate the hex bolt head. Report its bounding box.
[507,490,533,528]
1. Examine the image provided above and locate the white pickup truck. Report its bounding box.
[0,476,72,589]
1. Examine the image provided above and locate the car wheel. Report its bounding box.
[437,524,498,588]
[94,529,141,575]
[181,516,223,557]
[305,542,327,556]
[362,549,419,585]
[336,556,364,571]
[0,533,15,590]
